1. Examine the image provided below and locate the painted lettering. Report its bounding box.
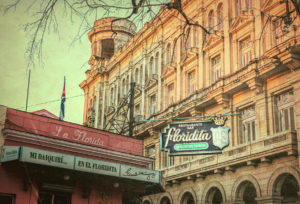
[30,152,37,159]
[164,127,212,148]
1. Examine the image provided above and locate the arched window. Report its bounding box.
[115,85,118,104]
[126,75,129,94]
[217,4,223,30]
[150,56,154,76]
[208,10,214,32]
[186,28,191,50]
[173,40,177,62]
[193,25,198,47]
[122,79,126,97]
[166,43,171,65]
[140,65,143,83]
[135,68,139,84]
[110,87,114,105]
[155,52,159,74]
[161,52,164,73]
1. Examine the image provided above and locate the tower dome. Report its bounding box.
[88,17,136,60]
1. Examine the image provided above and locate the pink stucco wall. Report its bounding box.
[0,164,123,204]
[0,164,38,204]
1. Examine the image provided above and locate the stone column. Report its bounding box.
[158,41,163,112]
[253,0,262,58]
[94,83,100,128]
[149,128,160,170]
[100,81,107,129]
[255,88,268,139]
[291,80,300,170]
[223,0,232,75]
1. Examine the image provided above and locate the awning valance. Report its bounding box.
[0,145,161,184]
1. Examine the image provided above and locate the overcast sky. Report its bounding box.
[0,1,163,125]
[0,1,91,124]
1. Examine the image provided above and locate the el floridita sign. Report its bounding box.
[160,119,230,155]
[3,146,160,183]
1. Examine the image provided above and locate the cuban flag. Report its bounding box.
[59,76,66,120]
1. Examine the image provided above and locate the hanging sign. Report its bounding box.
[160,119,230,155]
[20,146,75,169]
[0,146,20,162]
[120,165,161,183]
[18,146,161,183]
[74,156,120,177]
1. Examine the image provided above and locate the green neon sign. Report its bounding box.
[174,143,209,151]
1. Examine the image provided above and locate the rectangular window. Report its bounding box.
[167,83,175,106]
[162,152,174,168]
[110,88,114,106]
[146,145,156,169]
[240,37,252,68]
[239,106,257,144]
[212,55,221,83]
[169,155,174,166]
[0,194,15,204]
[275,90,296,132]
[150,95,156,115]
[135,104,140,116]
[187,70,196,95]
[38,191,71,204]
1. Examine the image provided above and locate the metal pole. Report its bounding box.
[128,82,135,137]
[25,69,31,112]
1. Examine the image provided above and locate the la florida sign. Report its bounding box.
[160,120,230,155]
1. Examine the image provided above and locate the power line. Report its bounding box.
[16,94,85,110]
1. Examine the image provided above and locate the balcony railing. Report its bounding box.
[161,130,297,182]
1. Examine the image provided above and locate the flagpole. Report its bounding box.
[25,69,31,112]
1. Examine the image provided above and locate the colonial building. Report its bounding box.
[80,0,300,203]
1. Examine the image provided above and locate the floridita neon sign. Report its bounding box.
[160,120,230,155]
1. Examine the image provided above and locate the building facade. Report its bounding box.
[80,0,300,203]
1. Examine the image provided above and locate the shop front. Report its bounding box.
[0,107,162,204]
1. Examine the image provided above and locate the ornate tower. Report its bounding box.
[80,17,136,127]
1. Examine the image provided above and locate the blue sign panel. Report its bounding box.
[160,121,230,155]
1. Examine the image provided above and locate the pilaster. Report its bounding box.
[158,44,163,112]
[223,0,231,75]
[94,83,100,128]
[141,53,147,117]
[100,81,107,128]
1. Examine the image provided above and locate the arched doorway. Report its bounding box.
[143,200,151,204]
[160,196,171,204]
[180,192,195,204]
[206,187,223,204]
[236,181,257,204]
[275,174,300,203]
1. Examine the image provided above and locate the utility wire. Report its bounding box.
[16,94,85,110]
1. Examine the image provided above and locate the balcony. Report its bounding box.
[162,130,297,183]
